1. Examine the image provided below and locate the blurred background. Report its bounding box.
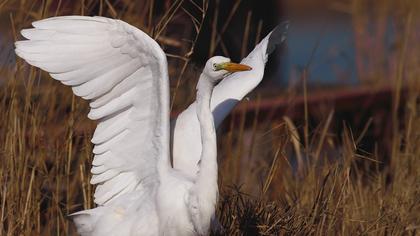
[0,0,419,235]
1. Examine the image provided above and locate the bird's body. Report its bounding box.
[15,16,287,236]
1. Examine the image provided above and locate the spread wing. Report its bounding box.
[15,16,171,205]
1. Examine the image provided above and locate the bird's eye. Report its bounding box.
[213,63,217,70]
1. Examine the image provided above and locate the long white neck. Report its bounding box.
[190,73,218,234]
[195,74,218,191]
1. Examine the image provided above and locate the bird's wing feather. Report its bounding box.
[15,16,171,205]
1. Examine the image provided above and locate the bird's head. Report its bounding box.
[203,56,252,82]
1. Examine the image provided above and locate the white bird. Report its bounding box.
[15,16,287,236]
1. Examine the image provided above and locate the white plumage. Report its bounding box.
[15,16,287,236]
[16,16,170,209]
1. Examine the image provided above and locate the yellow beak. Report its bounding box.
[217,62,252,72]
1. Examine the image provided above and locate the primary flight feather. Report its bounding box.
[15,16,287,235]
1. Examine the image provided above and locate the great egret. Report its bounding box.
[15,16,287,235]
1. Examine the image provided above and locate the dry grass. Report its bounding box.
[0,0,419,235]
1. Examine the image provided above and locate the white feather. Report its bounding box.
[92,129,129,155]
[90,169,120,185]
[92,152,113,166]
[93,109,131,142]
[53,53,129,84]
[15,16,171,208]
[90,67,152,109]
